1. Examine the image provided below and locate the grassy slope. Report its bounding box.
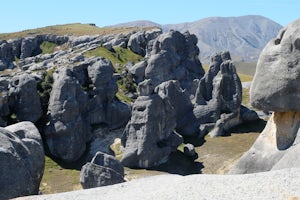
[0,23,155,40]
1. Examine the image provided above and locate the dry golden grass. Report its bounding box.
[0,23,156,40]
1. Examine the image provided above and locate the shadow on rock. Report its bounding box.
[228,119,267,134]
[150,151,204,175]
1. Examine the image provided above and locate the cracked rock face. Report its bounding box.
[121,94,183,168]
[250,19,300,111]
[0,122,44,200]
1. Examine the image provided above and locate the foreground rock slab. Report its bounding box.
[15,168,300,200]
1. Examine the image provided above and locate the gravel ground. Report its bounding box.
[16,168,300,200]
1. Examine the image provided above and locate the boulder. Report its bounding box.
[121,95,183,168]
[9,73,42,122]
[45,67,91,162]
[0,77,9,126]
[183,143,198,160]
[193,51,243,137]
[128,29,162,56]
[80,151,125,189]
[144,30,205,94]
[155,80,196,136]
[230,19,300,174]
[0,122,44,200]
[250,19,300,111]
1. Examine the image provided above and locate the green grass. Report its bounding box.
[85,46,142,102]
[40,41,58,54]
[84,46,142,72]
[40,156,81,194]
[0,23,156,40]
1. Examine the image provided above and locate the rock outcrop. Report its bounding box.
[192,51,243,137]
[121,93,183,168]
[128,29,162,56]
[250,19,300,111]
[9,73,42,122]
[230,19,300,174]
[80,151,125,189]
[45,67,91,162]
[0,122,44,200]
[0,77,9,126]
[130,30,204,95]
[45,57,131,162]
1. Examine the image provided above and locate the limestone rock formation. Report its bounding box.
[45,67,91,162]
[144,30,205,94]
[45,58,131,162]
[250,19,300,111]
[0,77,9,126]
[230,19,300,174]
[128,29,162,56]
[80,151,125,189]
[121,94,183,168]
[193,51,243,137]
[0,122,44,200]
[9,73,42,122]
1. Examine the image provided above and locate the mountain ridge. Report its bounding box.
[110,15,283,62]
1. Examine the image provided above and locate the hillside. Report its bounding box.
[0,23,155,40]
[110,15,282,63]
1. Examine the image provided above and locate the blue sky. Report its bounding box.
[0,0,299,33]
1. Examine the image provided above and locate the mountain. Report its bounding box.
[109,20,160,28]
[111,15,283,63]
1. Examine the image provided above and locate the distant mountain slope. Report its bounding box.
[111,15,282,62]
[109,20,160,28]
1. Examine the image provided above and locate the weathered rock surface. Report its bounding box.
[45,58,131,162]
[9,73,42,122]
[80,151,125,189]
[230,19,300,174]
[128,29,162,56]
[193,51,243,137]
[0,77,9,126]
[16,168,300,200]
[0,122,44,200]
[229,112,300,173]
[45,67,91,162]
[250,19,300,111]
[144,30,205,94]
[121,94,183,168]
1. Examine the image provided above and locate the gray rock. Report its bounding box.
[193,51,243,137]
[240,105,259,122]
[144,30,204,94]
[9,73,42,122]
[183,143,198,160]
[229,112,300,174]
[0,122,44,200]
[45,67,91,162]
[80,151,125,189]
[128,29,162,56]
[121,95,183,168]
[250,19,300,111]
[17,168,300,200]
[128,60,147,83]
[0,78,9,126]
[155,80,196,136]
[20,37,42,59]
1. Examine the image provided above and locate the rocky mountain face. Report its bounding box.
[111,15,283,62]
[230,19,300,174]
